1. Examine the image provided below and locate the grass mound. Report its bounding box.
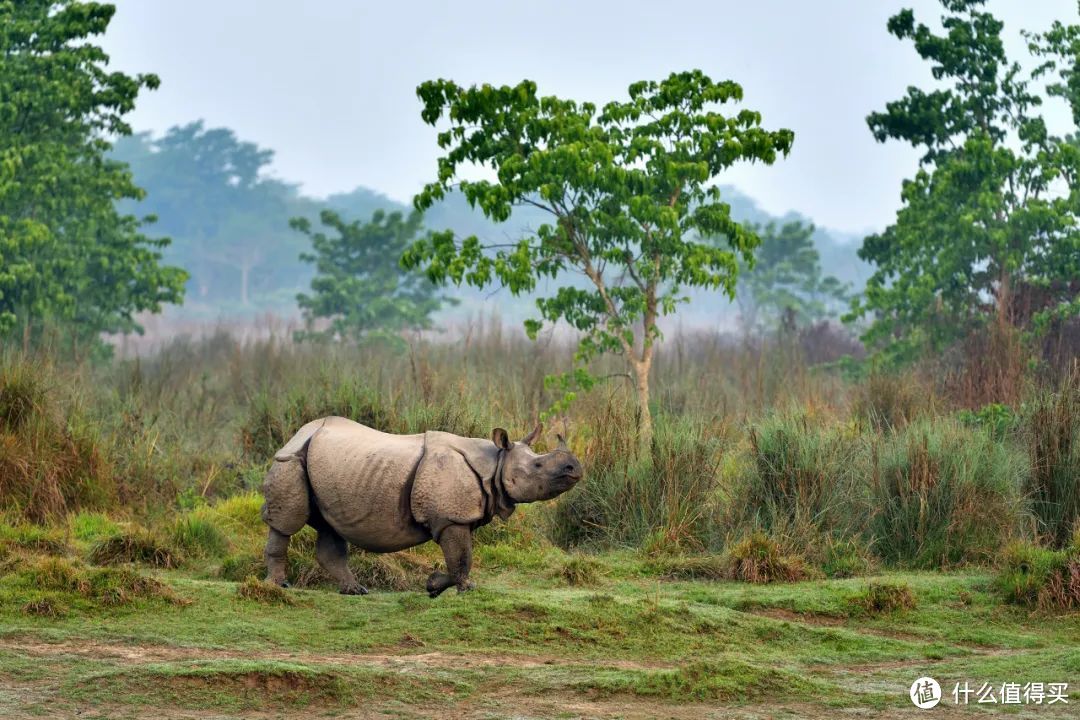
[724,531,807,584]
[555,553,604,586]
[89,529,183,569]
[848,582,917,615]
[644,554,728,581]
[219,543,430,592]
[996,542,1080,610]
[582,659,818,702]
[21,596,68,617]
[0,521,69,555]
[236,575,294,605]
[171,511,231,558]
[15,556,185,608]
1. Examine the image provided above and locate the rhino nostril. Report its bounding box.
[534,461,542,468]
[565,464,577,473]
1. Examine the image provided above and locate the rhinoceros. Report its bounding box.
[260,417,582,597]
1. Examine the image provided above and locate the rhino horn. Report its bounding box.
[521,423,542,446]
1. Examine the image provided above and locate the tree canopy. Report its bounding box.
[0,0,186,352]
[848,0,1080,363]
[402,70,793,443]
[292,209,448,344]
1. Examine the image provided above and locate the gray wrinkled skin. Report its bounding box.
[260,417,582,597]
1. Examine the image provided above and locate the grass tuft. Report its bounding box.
[724,531,807,584]
[236,575,294,605]
[848,582,917,615]
[995,541,1080,610]
[89,528,183,569]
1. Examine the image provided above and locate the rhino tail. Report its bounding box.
[261,418,325,536]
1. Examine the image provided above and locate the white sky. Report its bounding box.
[101,0,1077,236]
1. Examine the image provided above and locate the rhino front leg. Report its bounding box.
[264,527,291,587]
[315,526,368,596]
[427,524,474,598]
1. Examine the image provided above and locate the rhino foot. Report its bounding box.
[455,580,476,594]
[340,584,369,596]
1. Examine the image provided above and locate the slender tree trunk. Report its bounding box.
[632,359,653,448]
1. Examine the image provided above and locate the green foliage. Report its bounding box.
[743,412,870,540]
[849,1,1080,360]
[736,221,849,333]
[0,0,186,348]
[871,419,1028,567]
[957,402,1017,440]
[403,70,793,439]
[292,209,448,344]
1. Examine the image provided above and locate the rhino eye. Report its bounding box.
[533,461,542,468]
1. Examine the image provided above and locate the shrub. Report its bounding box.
[89,528,183,568]
[995,542,1080,610]
[1023,375,1080,549]
[848,582,917,615]
[724,531,807,584]
[871,419,1028,568]
[548,407,724,550]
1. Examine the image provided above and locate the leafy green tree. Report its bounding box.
[736,221,849,333]
[112,122,304,309]
[848,0,1080,362]
[0,0,186,352]
[292,209,448,343]
[402,71,793,444]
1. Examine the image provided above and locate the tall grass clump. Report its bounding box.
[547,404,724,550]
[0,357,114,521]
[739,411,870,546]
[995,541,1080,610]
[1023,371,1080,548]
[871,419,1029,568]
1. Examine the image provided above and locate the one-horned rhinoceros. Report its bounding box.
[260,417,582,597]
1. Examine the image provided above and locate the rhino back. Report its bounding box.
[305,417,430,552]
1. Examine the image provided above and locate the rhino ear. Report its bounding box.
[556,433,568,450]
[492,428,512,450]
[521,423,542,446]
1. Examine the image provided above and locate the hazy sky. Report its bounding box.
[102,0,1076,236]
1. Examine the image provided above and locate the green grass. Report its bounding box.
[0,548,1076,718]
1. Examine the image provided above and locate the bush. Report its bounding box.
[724,531,808,584]
[871,419,1028,568]
[995,542,1080,611]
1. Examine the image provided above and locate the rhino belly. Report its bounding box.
[306,426,431,552]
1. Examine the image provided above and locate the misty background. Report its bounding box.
[97,0,1077,331]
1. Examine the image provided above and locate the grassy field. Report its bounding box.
[2,554,1078,719]
[1,330,1078,717]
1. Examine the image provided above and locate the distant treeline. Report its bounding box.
[111,122,871,321]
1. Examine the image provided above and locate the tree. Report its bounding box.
[292,209,448,343]
[0,1,186,352]
[402,71,793,445]
[112,122,301,309]
[736,220,849,333]
[848,0,1080,363]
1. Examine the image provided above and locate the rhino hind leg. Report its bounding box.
[260,455,310,536]
[313,520,368,596]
